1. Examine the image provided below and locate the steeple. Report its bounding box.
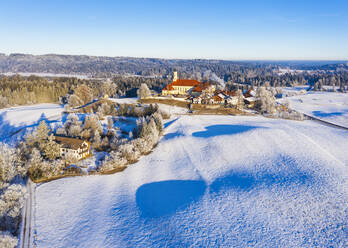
[173,70,178,82]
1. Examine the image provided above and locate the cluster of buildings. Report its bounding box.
[161,71,256,108]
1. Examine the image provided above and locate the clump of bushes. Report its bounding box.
[98,110,164,173]
[255,87,304,121]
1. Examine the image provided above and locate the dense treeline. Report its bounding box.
[1,60,348,109]
[224,71,348,91]
[0,75,166,108]
[1,53,346,79]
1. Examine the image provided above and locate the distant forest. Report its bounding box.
[0,54,348,108]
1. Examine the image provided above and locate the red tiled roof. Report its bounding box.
[171,79,200,87]
[224,90,238,97]
[244,88,255,98]
[163,84,174,90]
[214,95,224,101]
[192,82,211,92]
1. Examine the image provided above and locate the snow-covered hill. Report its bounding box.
[34,115,348,247]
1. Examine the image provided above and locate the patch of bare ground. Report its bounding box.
[30,173,85,183]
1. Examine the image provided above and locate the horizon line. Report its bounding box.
[1,51,348,62]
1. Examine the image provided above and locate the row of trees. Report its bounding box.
[224,71,348,91]
[0,76,119,109]
[0,143,28,248]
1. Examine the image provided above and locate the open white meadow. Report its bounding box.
[0,104,64,143]
[33,115,348,247]
[283,91,348,127]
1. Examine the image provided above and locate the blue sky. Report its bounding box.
[1,0,348,60]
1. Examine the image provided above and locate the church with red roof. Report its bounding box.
[162,71,213,96]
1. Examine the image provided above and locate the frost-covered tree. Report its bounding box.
[69,125,82,137]
[27,148,44,180]
[255,87,276,114]
[99,150,127,172]
[0,184,27,218]
[0,96,9,109]
[0,145,17,186]
[74,84,93,105]
[68,94,83,108]
[107,117,114,130]
[92,129,101,150]
[152,111,163,133]
[0,144,27,187]
[101,136,109,149]
[41,134,61,160]
[137,83,151,99]
[132,138,150,154]
[96,105,104,119]
[36,121,50,142]
[83,114,102,135]
[63,113,82,137]
[119,143,139,162]
[0,231,18,248]
[0,184,27,238]
[55,127,67,136]
[236,89,245,109]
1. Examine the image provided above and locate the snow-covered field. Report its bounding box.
[1,72,89,79]
[0,104,64,143]
[34,115,348,247]
[282,92,348,126]
[109,97,138,104]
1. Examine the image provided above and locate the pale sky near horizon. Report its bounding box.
[1,0,348,60]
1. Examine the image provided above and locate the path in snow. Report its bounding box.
[34,116,348,247]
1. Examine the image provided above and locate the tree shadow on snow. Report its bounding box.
[312,110,348,118]
[162,132,185,140]
[164,117,180,129]
[192,124,263,138]
[136,180,206,218]
[0,112,60,143]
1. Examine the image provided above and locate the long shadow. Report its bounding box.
[136,180,206,218]
[312,110,348,118]
[162,132,185,140]
[164,117,180,129]
[0,112,62,142]
[192,124,262,138]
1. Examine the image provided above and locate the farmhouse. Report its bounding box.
[54,136,91,160]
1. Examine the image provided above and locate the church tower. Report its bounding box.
[173,70,178,82]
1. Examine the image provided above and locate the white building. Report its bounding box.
[54,136,91,160]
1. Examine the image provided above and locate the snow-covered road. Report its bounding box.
[34,115,348,247]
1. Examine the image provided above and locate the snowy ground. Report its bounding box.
[1,72,89,79]
[109,97,138,104]
[281,92,348,126]
[0,104,64,143]
[34,115,348,247]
